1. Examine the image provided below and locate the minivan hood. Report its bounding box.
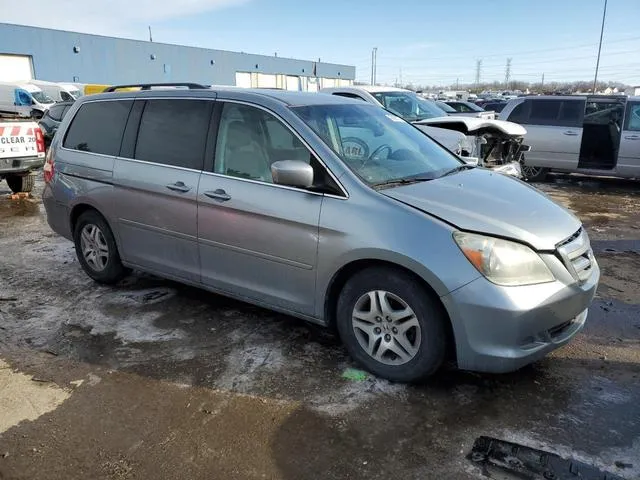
[382,168,580,251]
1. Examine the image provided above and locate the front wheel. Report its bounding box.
[336,267,447,382]
[520,161,549,182]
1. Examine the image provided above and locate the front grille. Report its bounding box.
[556,228,593,283]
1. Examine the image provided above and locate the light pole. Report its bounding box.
[370,47,378,85]
[593,0,608,93]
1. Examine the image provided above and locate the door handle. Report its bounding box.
[563,131,579,136]
[166,181,191,193]
[204,189,231,201]
[624,134,640,140]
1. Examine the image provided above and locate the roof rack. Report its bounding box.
[102,83,208,93]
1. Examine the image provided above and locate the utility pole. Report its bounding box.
[505,58,512,89]
[541,73,545,89]
[148,26,153,42]
[373,48,378,85]
[593,0,608,93]
[456,78,459,90]
[475,59,482,89]
[371,47,378,85]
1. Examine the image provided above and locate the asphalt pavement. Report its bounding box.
[0,175,638,479]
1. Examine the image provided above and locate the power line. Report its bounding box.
[367,34,640,65]
[362,47,640,74]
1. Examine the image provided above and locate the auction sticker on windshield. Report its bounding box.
[342,137,369,159]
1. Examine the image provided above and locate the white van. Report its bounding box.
[29,80,81,102]
[0,82,56,118]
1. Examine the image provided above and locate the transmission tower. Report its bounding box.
[505,58,512,88]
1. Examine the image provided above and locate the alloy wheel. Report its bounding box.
[80,224,109,272]
[351,290,421,365]
[522,165,544,179]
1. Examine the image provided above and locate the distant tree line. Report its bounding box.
[354,79,631,94]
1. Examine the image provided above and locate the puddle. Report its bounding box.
[0,197,41,219]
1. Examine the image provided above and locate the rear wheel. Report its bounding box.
[73,210,129,284]
[6,174,35,193]
[336,267,447,382]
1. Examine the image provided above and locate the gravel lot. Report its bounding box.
[0,175,639,479]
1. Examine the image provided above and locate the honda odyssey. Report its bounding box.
[42,84,599,382]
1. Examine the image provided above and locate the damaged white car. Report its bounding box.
[321,86,529,177]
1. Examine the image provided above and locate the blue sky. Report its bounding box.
[2,0,640,86]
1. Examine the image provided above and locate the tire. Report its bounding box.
[6,174,35,193]
[520,160,549,182]
[73,210,129,284]
[336,267,447,382]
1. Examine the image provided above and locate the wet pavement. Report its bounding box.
[0,175,639,479]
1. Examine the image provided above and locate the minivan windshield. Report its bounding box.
[292,103,463,186]
[371,91,448,122]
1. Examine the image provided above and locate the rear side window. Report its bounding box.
[557,100,585,128]
[63,100,133,155]
[529,100,561,125]
[506,101,529,123]
[47,104,66,121]
[134,99,212,170]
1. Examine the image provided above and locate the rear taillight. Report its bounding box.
[43,148,54,183]
[35,127,45,154]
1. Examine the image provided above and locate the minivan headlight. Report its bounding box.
[453,232,554,286]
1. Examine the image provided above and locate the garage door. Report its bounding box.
[235,72,251,88]
[0,55,33,82]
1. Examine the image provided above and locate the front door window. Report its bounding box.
[625,103,640,131]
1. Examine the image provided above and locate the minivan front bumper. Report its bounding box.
[441,259,599,373]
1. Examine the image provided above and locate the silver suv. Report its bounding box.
[42,84,599,382]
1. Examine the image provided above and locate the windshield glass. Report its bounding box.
[436,101,457,113]
[463,102,485,112]
[292,103,462,186]
[371,91,447,122]
[30,91,55,104]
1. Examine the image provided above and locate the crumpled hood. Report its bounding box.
[415,116,526,136]
[382,168,580,251]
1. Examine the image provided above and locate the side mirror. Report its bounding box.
[271,160,313,188]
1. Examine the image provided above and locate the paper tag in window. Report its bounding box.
[385,114,403,122]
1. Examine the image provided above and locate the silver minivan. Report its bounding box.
[501,95,640,181]
[42,85,599,382]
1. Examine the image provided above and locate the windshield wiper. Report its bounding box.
[373,176,435,189]
[440,164,476,177]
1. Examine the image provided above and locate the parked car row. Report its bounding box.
[42,83,599,382]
